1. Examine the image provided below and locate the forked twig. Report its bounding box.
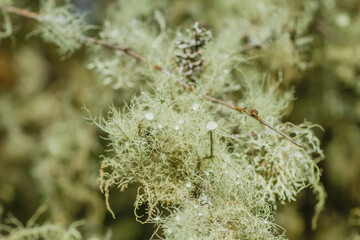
[0,5,302,147]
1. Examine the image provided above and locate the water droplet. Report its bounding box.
[145,112,154,120]
[206,121,218,130]
[192,103,200,111]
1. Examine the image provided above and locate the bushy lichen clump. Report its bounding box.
[97,91,288,239]
[0,0,331,239]
[97,92,223,217]
[87,0,327,237]
[97,86,324,237]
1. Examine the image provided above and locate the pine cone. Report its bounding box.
[175,22,212,84]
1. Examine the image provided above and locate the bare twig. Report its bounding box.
[202,95,301,147]
[0,5,302,147]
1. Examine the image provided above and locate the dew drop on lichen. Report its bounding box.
[145,112,154,120]
[206,121,218,130]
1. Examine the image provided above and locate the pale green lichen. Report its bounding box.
[33,0,91,56]
[0,0,331,239]
[96,87,324,237]
[96,91,288,238]
[92,1,327,235]
[0,206,90,240]
[231,121,325,229]
[96,92,224,220]
[87,1,172,90]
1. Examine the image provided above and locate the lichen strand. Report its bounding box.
[0,205,106,240]
[34,0,91,56]
[231,121,325,228]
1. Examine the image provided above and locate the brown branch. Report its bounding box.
[1,5,302,147]
[202,95,301,147]
[1,6,39,20]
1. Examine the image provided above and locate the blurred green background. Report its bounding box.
[0,0,359,239]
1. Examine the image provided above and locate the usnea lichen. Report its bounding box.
[0,205,110,240]
[0,0,332,239]
[34,0,91,56]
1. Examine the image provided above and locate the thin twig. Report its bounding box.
[238,36,273,53]
[202,95,301,147]
[1,5,302,147]
[239,42,261,53]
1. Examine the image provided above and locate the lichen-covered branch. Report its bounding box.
[0,4,301,147]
